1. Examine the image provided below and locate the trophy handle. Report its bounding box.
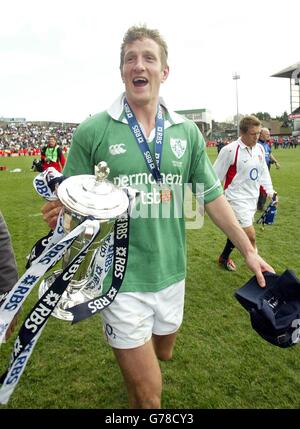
[95,161,110,182]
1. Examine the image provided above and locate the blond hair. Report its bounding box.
[239,115,261,134]
[120,25,168,70]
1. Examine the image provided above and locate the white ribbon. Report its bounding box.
[0,218,100,404]
[0,219,99,345]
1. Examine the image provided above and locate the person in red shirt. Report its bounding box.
[41,135,66,172]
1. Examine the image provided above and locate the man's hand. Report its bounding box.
[5,310,20,342]
[272,192,279,206]
[244,252,275,288]
[42,200,63,230]
[268,192,278,206]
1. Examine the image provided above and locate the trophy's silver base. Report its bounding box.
[38,270,101,321]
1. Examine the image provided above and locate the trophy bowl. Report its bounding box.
[38,162,129,321]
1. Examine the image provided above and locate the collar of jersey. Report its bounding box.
[107,92,186,129]
[238,137,257,151]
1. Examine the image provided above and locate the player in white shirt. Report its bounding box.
[213,116,277,271]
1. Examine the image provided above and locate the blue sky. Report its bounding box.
[1,0,299,123]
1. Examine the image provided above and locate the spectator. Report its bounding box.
[0,212,19,341]
[41,135,66,172]
[257,128,280,211]
[216,138,225,153]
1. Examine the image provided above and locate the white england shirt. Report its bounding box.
[213,138,274,208]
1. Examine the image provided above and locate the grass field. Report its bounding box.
[0,147,300,409]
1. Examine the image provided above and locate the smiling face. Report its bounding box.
[121,37,169,109]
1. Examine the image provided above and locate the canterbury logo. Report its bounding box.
[109,144,126,155]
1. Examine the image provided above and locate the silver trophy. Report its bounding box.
[38,162,129,321]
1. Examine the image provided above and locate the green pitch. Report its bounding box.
[0,148,300,409]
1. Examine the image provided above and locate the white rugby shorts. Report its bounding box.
[101,280,185,349]
[229,199,257,228]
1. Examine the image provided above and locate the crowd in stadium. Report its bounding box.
[209,135,299,152]
[0,122,76,157]
[0,120,298,158]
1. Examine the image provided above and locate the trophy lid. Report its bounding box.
[57,162,129,220]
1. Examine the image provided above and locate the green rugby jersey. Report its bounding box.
[63,94,223,293]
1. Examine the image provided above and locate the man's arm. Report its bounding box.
[205,195,275,287]
[212,145,232,182]
[0,214,18,293]
[0,213,20,340]
[260,156,276,198]
[270,153,280,169]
